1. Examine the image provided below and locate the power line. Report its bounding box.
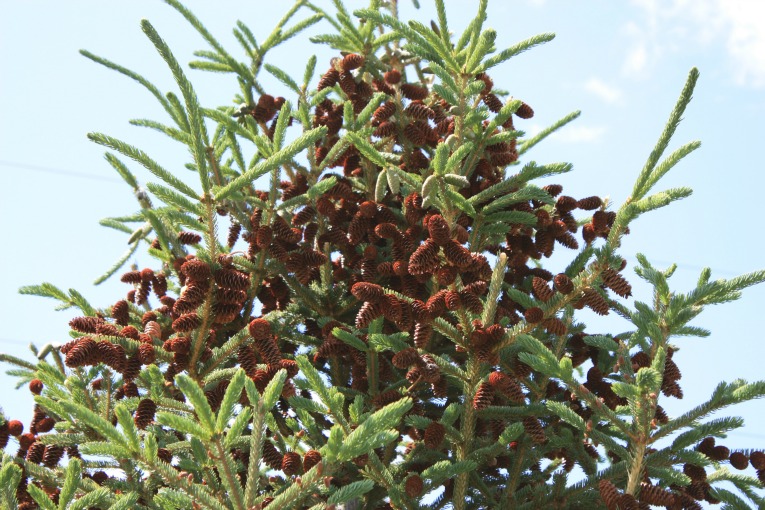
[0,160,121,183]
[0,160,759,279]
[0,337,37,346]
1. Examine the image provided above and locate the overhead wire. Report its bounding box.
[0,159,121,183]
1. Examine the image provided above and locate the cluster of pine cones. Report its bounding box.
[4,50,762,510]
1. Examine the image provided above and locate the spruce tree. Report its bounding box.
[1,1,764,509]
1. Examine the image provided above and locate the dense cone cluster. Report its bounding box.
[2,4,763,509]
[2,49,755,509]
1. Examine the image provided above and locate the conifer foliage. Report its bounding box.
[2,1,765,508]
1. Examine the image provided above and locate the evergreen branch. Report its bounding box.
[653,381,765,442]
[264,63,301,94]
[18,282,69,304]
[105,492,139,510]
[162,0,251,82]
[0,460,22,508]
[54,457,79,509]
[201,329,250,379]
[68,488,113,510]
[0,353,39,371]
[202,107,256,142]
[309,33,353,50]
[192,49,228,64]
[518,110,580,156]
[345,131,388,168]
[174,376,216,434]
[104,153,139,189]
[468,178,548,208]
[295,355,350,431]
[215,126,326,201]
[407,20,461,72]
[353,9,430,52]
[71,289,97,315]
[114,404,141,454]
[432,83,459,106]
[235,20,258,52]
[262,369,287,410]
[337,399,412,461]
[58,400,128,448]
[166,91,191,131]
[273,13,325,49]
[476,32,556,73]
[631,67,700,200]
[87,133,198,199]
[27,484,57,510]
[608,187,693,246]
[318,137,352,173]
[479,185,553,214]
[223,407,252,450]
[422,460,478,489]
[697,270,765,306]
[355,92,389,130]
[482,252,507,325]
[149,457,229,510]
[326,11,365,50]
[271,100,293,150]
[672,416,744,450]
[641,140,701,194]
[243,381,266,506]
[259,462,325,510]
[463,0,489,64]
[327,479,375,505]
[514,161,573,184]
[79,50,182,129]
[482,210,538,226]
[154,489,193,508]
[225,130,247,174]
[146,182,204,215]
[455,16,478,54]
[434,0,450,49]
[129,118,193,144]
[707,487,756,510]
[140,209,175,255]
[156,411,212,441]
[465,28,496,74]
[215,369,247,433]
[212,439,247,510]
[289,396,329,415]
[97,218,134,235]
[141,20,211,193]
[631,187,694,215]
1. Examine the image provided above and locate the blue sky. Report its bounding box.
[1,0,764,457]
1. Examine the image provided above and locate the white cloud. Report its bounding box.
[719,0,765,87]
[525,124,605,143]
[550,126,606,143]
[626,0,765,87]
[624,44,648,75]
[620,21,652,76]
[585,78,623,103]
